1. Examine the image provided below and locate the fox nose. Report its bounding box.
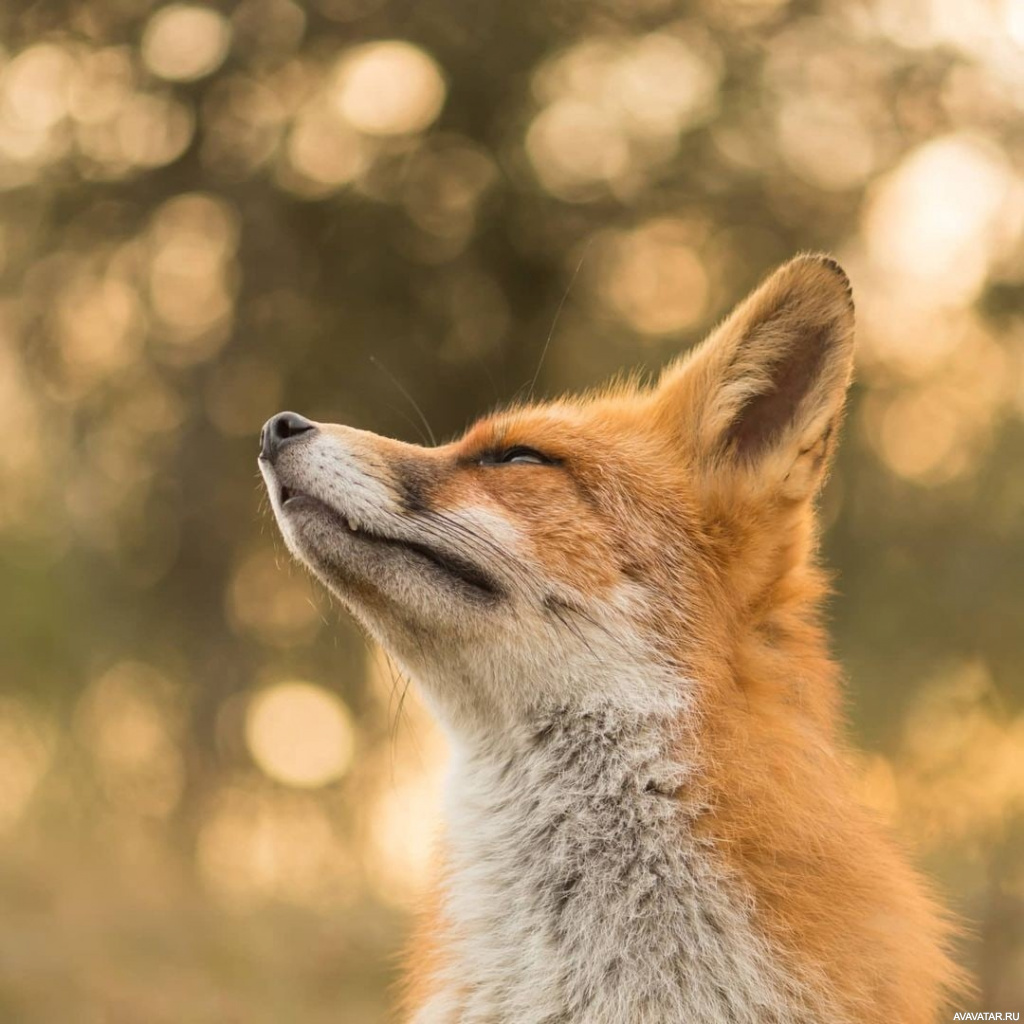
[260,411,316,461]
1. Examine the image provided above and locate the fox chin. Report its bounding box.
[259,254,967,1024]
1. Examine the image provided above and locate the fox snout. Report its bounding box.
[259,411,317,463]
[257,410,517,647]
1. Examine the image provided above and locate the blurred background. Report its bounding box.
[0,0,1022,1019]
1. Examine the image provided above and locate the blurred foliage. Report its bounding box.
[0,0,1023,1019]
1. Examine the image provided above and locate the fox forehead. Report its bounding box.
[461,393,687,492]
[460,380,679,449]
[453,390,689,490]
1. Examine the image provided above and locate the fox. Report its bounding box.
[258,255,965,1023]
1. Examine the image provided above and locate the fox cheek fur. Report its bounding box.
[260,255,967,1023]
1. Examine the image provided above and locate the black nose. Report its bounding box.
[260,411,316,461]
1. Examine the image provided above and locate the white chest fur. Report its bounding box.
[415,706,841,1024]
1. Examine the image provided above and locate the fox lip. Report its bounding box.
[279,488,503,601]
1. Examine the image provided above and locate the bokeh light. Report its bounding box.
[142,5,233,83]
[228,547,323,646]
[331,41,446,136]
[592,218,710,335]
[146,191,240,362]
[776,97,877,191]
[0,698,57,832]
[863,133,1022,305]
[75,661,185,819]
[197,783,354,903]
[284,100,370,193]
[886,662,1024,848]
[1,44,75,129]
[526,33,720,199]
[245,682,355,788]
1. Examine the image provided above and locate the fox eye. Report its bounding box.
[496,446,551,466]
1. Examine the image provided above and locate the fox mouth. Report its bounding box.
[279,488,502,601]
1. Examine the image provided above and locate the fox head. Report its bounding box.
[259,255,854,733]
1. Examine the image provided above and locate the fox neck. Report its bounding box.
[422,691,842,1024]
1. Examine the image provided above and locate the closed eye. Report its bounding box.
[487,446,556,466]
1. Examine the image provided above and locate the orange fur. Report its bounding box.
[273,256,968,1020]
[398,861,456,1020]
[397,257,967,1020]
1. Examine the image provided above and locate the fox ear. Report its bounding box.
[657,254,855,501]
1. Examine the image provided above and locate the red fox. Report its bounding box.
[259,255,965,1023]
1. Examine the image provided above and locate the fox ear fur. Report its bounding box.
[657,254,855,502]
